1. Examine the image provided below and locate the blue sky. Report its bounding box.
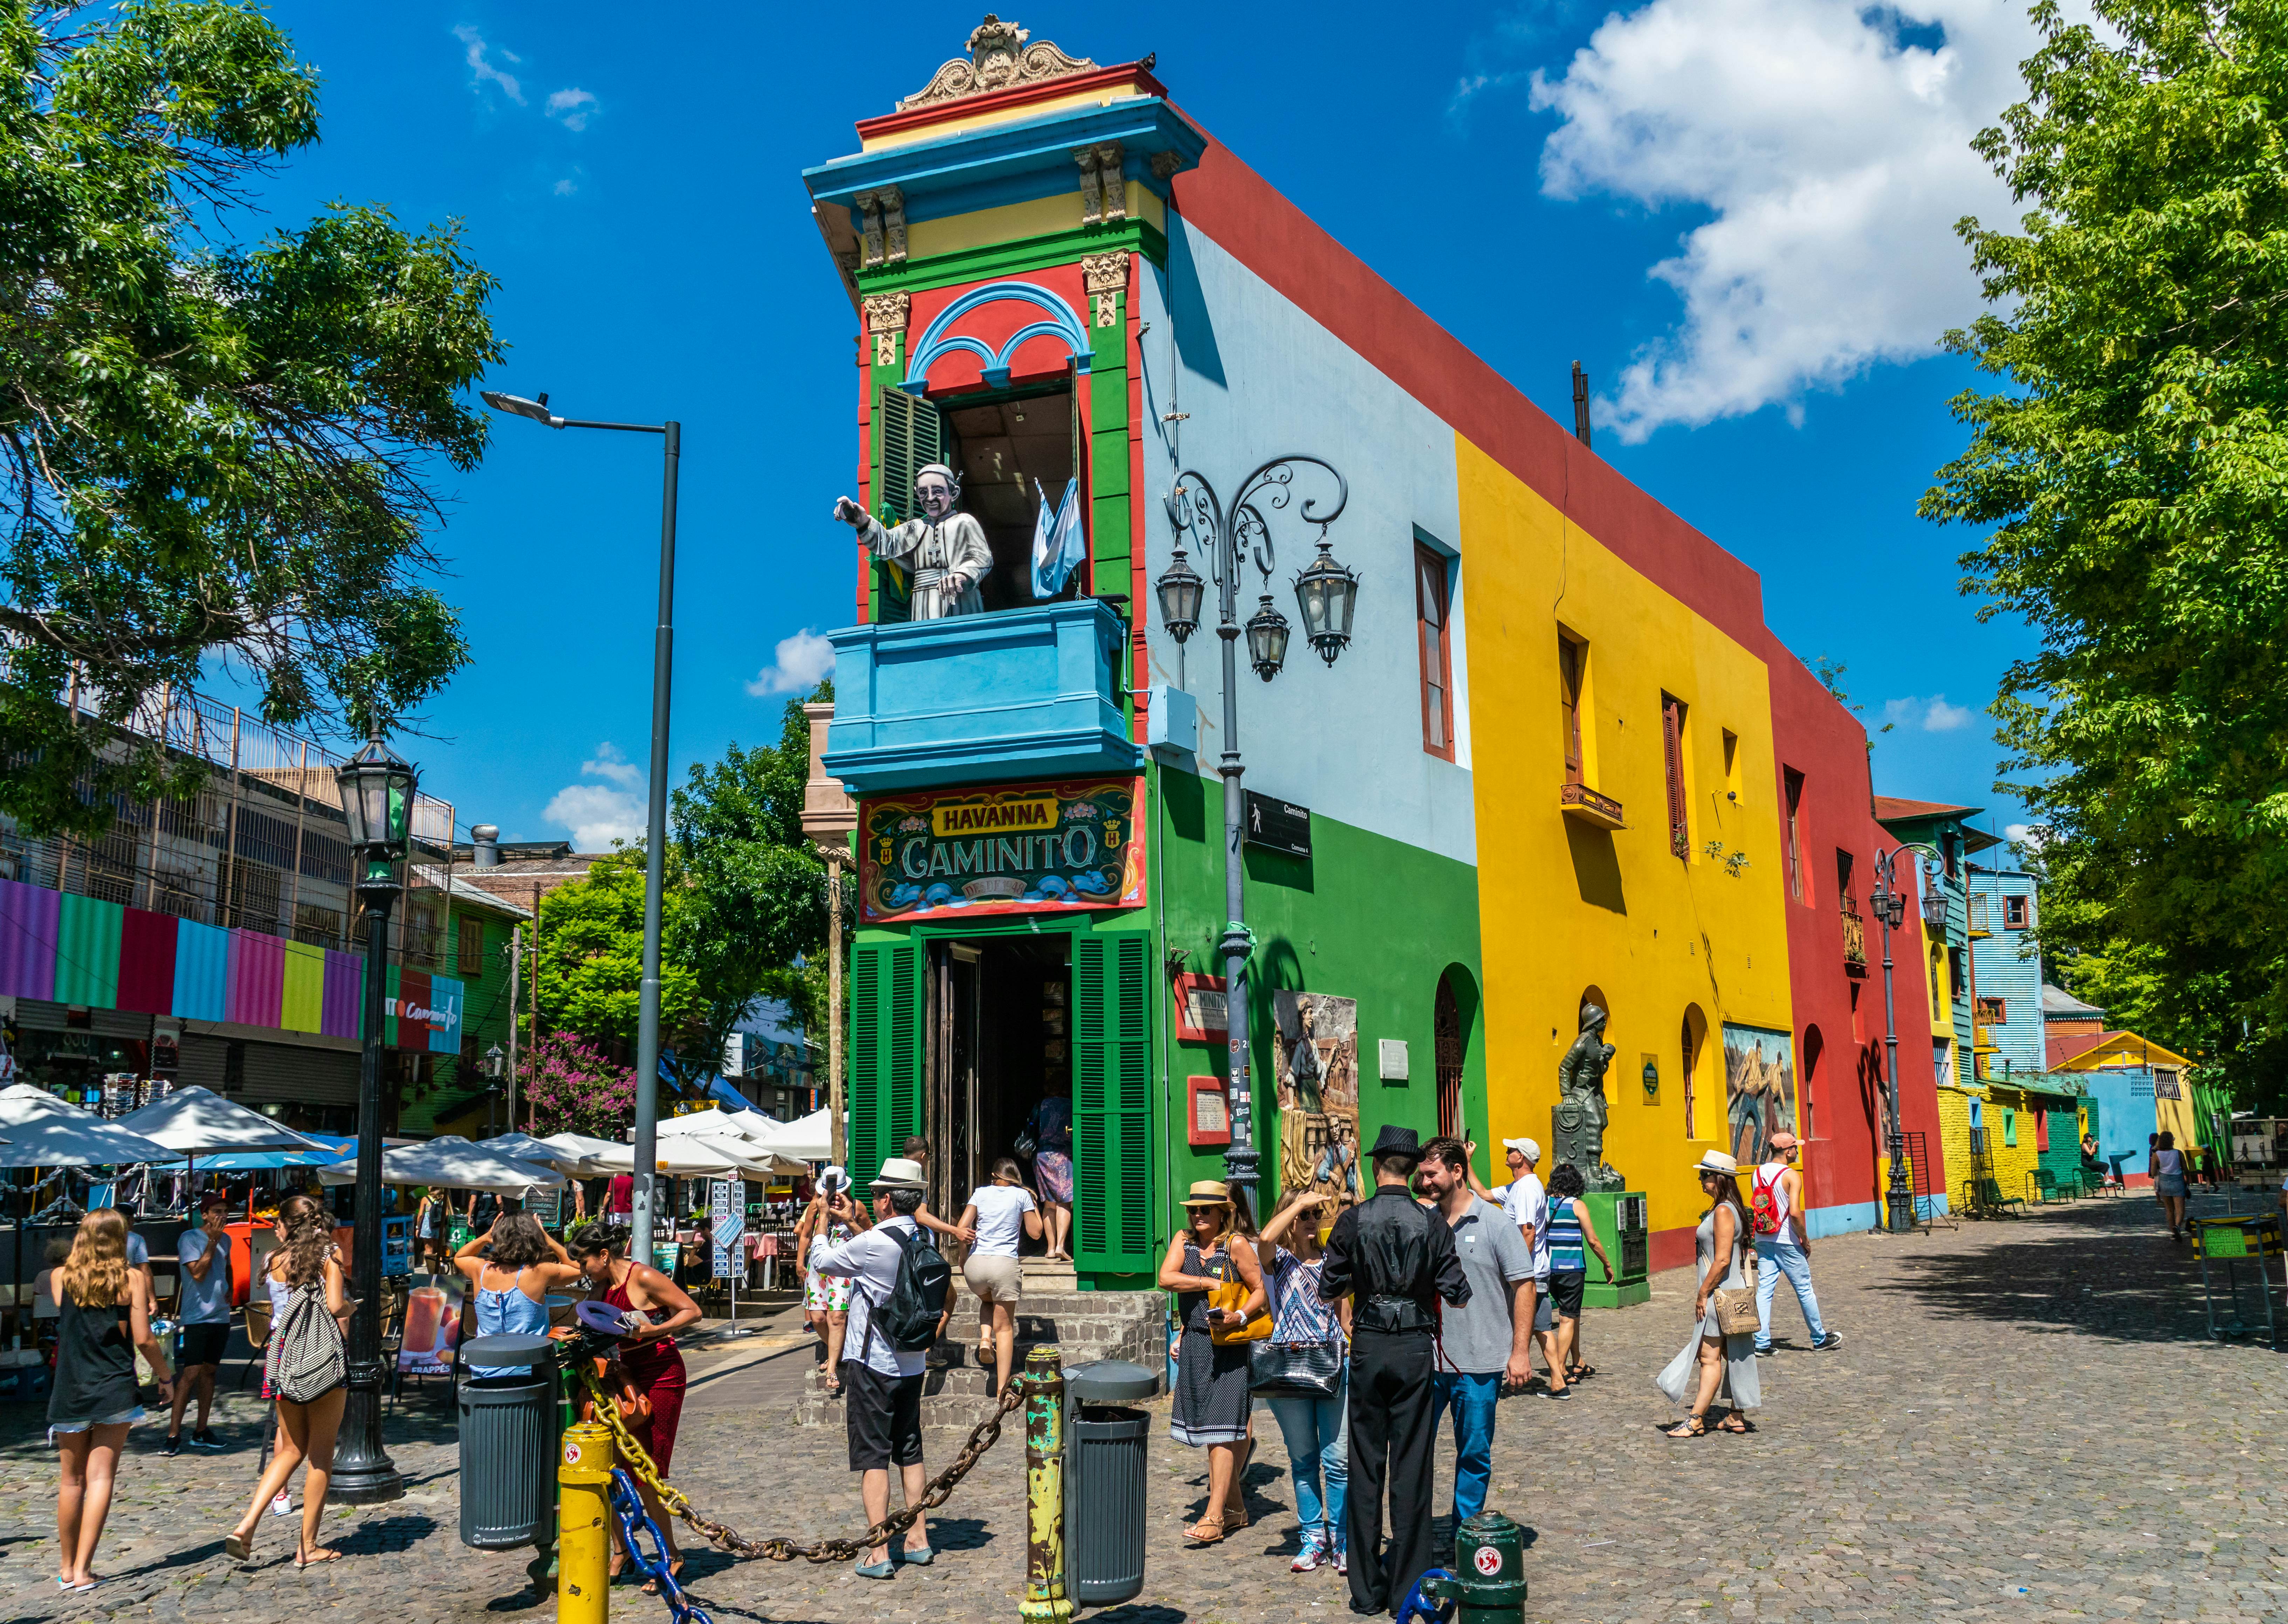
[240,0,2042,849]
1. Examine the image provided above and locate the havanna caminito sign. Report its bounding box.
[858,777,1146,923]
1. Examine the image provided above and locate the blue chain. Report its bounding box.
[609,1468,713,1624]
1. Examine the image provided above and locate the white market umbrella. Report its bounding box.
[0,1091,170,1168]
[684,1133,807,1180]
[655,1106,759,1141]
[726,1109,783,1139]
[318,1134,565,1193]
[475,1132,595,1178]
[593,1139,746,1177]
[755,1107,830,1163]
[537,1132,627,1178]
[118,1086,334,1154]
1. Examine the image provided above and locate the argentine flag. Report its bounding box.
[1031,477,1084,599]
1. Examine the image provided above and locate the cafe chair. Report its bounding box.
[235,1297,274,1392]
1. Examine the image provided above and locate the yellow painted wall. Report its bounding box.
[1985,1084,2042,1205]
[1937,1087,1974,1209]
[904,183,1165,262]
[1454,436,1795,1243]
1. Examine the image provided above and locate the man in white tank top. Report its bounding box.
[1750,1133,1842,1356]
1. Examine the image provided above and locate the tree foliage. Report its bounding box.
[0,0,501,836]
[533,688,838,1073]
[1921,0,2288,1094]
[518,1028,635,1141]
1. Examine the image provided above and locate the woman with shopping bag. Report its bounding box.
[1655,1151,1762,1437]
[1156,1181,1266,1544]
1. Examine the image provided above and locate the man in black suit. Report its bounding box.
[1319,1125,1472,1615]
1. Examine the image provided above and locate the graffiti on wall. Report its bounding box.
[1722,1023,1796,1168]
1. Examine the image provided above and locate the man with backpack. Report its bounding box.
[806,1156,954,1579]
[1749,1132,1842,1356]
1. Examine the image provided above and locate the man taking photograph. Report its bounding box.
[166,1193,232,1454]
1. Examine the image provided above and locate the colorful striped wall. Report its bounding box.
[0,876,411,1044]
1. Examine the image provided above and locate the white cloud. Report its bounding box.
[553,170,583,198]
[451,23,526,105]
[546,87,599,131]
[1882,694,1978,733]
[543,742,644,849]
[745,630,836,698]
[1527,0,2045,440]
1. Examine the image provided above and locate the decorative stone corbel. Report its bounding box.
[863,292,911,367]
[1073,142,1127,226]
[1150,150,1181,183]
[852,188,908,268]
[1081,253,1128,329]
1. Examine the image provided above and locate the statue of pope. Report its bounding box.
[832,462,995,620]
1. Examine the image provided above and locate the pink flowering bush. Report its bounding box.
[520,1030,635,1140]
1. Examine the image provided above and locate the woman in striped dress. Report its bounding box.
[1543,1163,1614,1382]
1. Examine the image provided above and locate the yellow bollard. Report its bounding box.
[558,1420,614,1624]
[1019,1346,1075,1624]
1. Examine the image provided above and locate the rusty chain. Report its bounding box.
[579,1365,1028,1563]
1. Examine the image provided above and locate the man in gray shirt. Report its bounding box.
[166,1193,233,1454]
[1418,1136,1534,1526]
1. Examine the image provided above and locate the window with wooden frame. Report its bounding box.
[1782,768,1808,901]
[1835,849,1856,914]
[1974,995,2006,1024]
[1559,634,1587,786]
[1415,544,1454,759]
[2003,894,2029,930]
[458,916,485,978]
[1660,692,1689,857]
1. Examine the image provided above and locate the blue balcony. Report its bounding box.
[822,600,1145,795]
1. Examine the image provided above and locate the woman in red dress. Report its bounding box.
[571,1224,700,1587]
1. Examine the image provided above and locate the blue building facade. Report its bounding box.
[1968,867,2044,1079]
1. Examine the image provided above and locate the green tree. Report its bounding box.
[534,689,837,1072]
[1921,0,2288,1096]
[0,0,501,837]
[669,686,835,1069]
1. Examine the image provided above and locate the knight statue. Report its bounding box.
[1552,1002,1624,1192]
[832,461,995,619]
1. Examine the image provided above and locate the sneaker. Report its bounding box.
[162,1434,183,1458]
[269,1491,293,1518]
[1291,1542,1328,1573]
[189,1429,223,1451]
[1752,1346,1775,1359]
[1334,1546,1348,1576]
[1814,1332,1845,1351]
[1546,1385,1574,1400]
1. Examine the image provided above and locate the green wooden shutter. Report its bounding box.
[848,939,922,1200]
[1073,932,1153,1274]
[877,388,944,524]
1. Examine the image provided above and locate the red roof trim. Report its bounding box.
[855,64,1166,141]
[1163,124,1769,650]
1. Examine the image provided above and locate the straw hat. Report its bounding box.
[1180,1180,1231,1207]
[872,1156,927,1191]
[1691,1149,1739,1177]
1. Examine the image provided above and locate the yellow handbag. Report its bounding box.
[1207,1276,1271,1345]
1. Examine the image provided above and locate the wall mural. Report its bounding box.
[857,776,1145,922]
[1273,991,1360,1206]
[1722,1023,1797,1167]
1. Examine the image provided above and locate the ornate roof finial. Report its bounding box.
[896,14,1099,112]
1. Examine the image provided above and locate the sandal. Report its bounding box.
[1718,1411,1757,1435]
[1182,1515,1227,1546]
[224,1531,254,1561]
[1568,1363,1598,1380]
[1221,1504,1249,1532]
[295,1547,344,1568]
[641,1559,686,1595]
[1662,1414,1708,1439]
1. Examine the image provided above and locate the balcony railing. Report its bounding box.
[1840,907,1868,975]
[1559,782,1625,830]
[822,600,1145,795]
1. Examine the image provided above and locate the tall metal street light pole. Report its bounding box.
[483,390,680,1262]
[329,725,418,1505]
[1867,841,1945,1235]
[1155,458,1356,1197]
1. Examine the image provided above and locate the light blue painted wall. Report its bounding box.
[1130,216,1476,870]
[2079,1068,2160,1177]
[1968,869,2044,1078]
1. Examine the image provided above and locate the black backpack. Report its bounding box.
[868,1223,953,1353]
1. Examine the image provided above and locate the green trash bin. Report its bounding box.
[1062,1359,1159,1606]
[457,1333,558,1550]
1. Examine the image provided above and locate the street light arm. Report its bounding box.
[553,419,669,436]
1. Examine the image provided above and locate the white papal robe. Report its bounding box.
[857,511,994,620]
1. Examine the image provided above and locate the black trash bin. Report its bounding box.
[1063,1357,1159,1606]
[457,1332,558,1550]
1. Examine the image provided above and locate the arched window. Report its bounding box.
[1435,979,1464,1140]
[1681,1005,1709,1140]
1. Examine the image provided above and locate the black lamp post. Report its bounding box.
[482,388,678,1265]
[1157,457,1353,1195]
[484,1044,505,1137]
[329,724,415,1504]
[1867,841,1942,1236]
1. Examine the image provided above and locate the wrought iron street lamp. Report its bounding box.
[484,1043,506,1137]
[1868,841,1942,1236]
[1156,456,1352,1194]
[482,389,679,1263]
[330,724,414,1504]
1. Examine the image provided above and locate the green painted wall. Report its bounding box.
[1147,761,1486,1237]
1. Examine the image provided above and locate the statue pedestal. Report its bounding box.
[1581,1190,1649,1308]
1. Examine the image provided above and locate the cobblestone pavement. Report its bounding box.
[3,1188,2285,1623]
